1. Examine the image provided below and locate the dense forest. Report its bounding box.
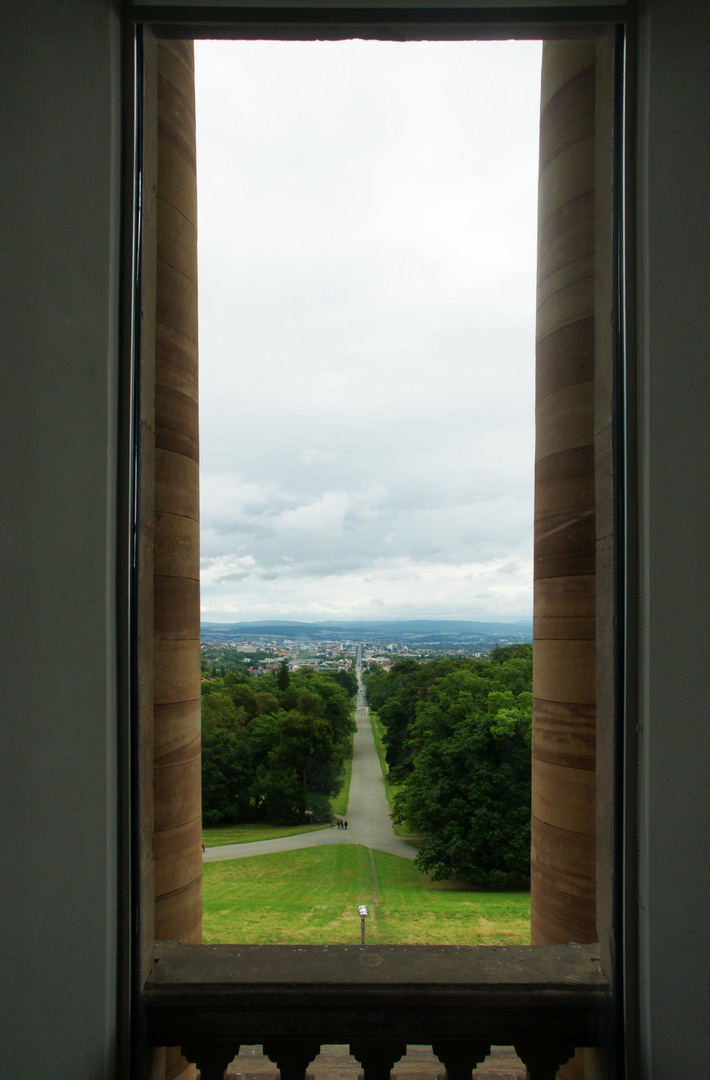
[201,664,357,824]
[365,645,532,887]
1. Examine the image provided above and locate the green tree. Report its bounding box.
[307,677,355,744]
[227,681,259,719]
[387,651,532,886]
[277,659,290,691]
[369,657,457,780]
[201,691,241,732]
[275,710,335,791]
[201,693,252,823]
[200,664,356,826]
[255,691,279,716]
[255,760,306,823]
[297,687,323,718]
[331,669,358,698]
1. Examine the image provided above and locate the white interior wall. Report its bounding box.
[0,2,123,1078]
[636,0,710,1075]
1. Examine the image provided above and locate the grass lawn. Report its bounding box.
[369,712,419,839]
[202,845,530,946]
[202,823,329,848]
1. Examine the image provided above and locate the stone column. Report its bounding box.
[153,38,202,1080]
[531,41,598,1074]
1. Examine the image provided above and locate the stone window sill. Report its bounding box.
[145,941,609,1080]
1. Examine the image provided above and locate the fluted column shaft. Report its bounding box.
[153,38,202,1080]
[532,42,597,952]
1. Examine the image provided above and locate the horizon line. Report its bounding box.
[200,616,533,625]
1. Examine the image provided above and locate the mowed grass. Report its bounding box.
[203,823,329,848]
[202,845,530,946]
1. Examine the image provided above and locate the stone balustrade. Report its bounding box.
[144,942,609,1080]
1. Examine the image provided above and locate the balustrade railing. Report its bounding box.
[144,941,610,1080]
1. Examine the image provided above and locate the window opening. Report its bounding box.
[193,38,541,944]
[142,25,622,1080]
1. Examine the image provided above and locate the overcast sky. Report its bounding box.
[194,39,542,624]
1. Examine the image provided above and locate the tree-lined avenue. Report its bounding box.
[204,655,415,862]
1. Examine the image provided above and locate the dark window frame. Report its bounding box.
[122,7,633,1078]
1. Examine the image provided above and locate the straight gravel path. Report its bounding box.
[204,662,415,863]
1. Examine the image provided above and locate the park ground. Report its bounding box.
[202,845,530,946]
[202,674,530,947]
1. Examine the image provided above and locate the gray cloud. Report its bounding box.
[195,39,541,622]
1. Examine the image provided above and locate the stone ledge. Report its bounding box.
[145,941,609,1049]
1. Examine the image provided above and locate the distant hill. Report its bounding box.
[200,618,533,644]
